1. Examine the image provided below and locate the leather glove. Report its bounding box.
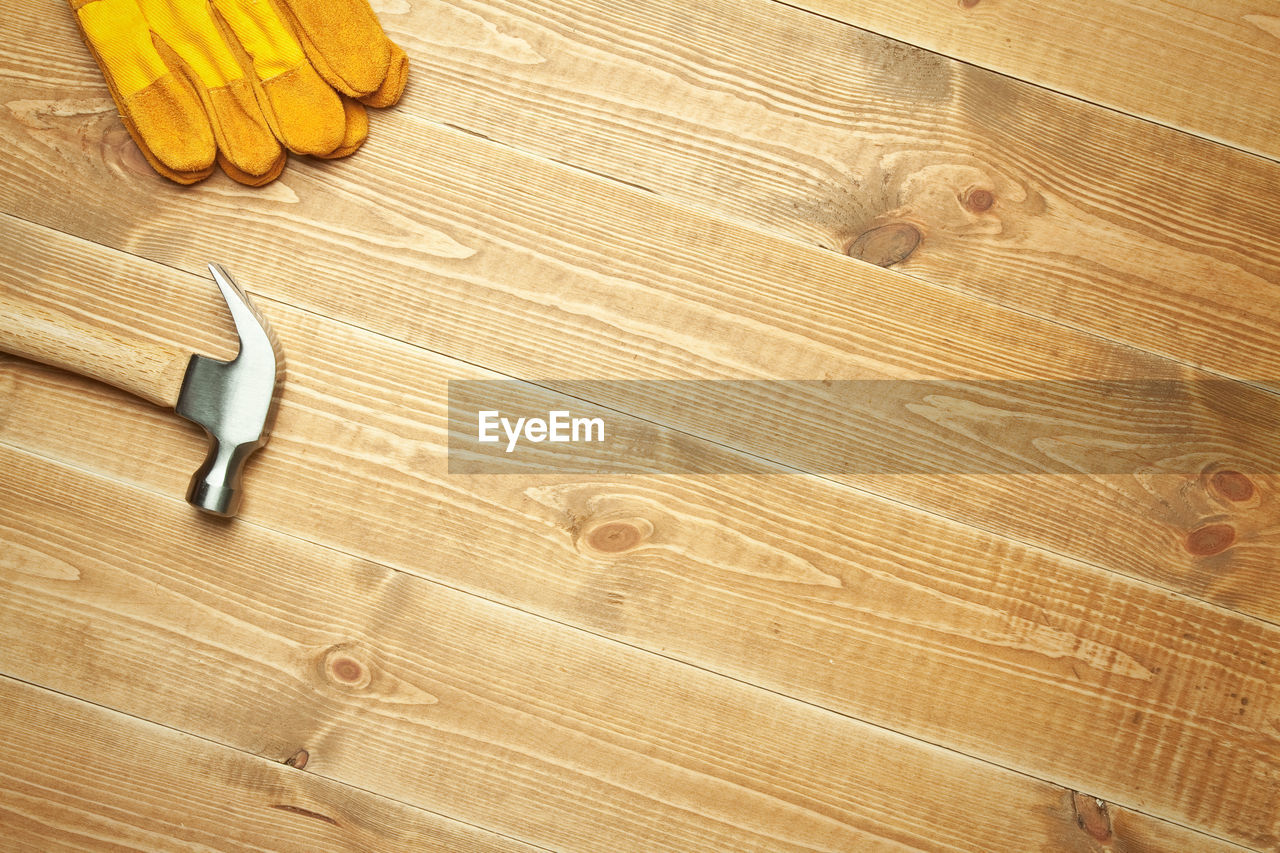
[69,0,409,185]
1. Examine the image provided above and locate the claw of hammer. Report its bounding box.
[175,264,285,516]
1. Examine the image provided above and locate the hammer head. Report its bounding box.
[175,264,284,517]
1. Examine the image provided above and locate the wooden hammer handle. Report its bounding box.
[0,292,191,409]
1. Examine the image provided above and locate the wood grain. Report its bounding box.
[0,450,1254,853]
[3,50,1279,627]
[364,0,1280,385]
[0,677,537,852]
[792,0,1280,162]
[10,1,1280,387]
[2,223,1277,848]
[4,7,1280,848]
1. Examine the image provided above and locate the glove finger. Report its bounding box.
[211,0,349,157]
[118,98,214,184]
[145,27,285,183]
[315,97,369,159]
[217,149,287,186]
[71,0,215,181]
[136,0,283,182]
[358,42,408,109]
[270,0,406,103]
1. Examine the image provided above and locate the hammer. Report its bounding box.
[0,264,283,517]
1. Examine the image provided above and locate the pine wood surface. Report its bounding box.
[0,678,538,852]
[791,0,1280,163]
[4,219,1279,849]
[0,448,1254,853]
[369,0,1280,386]
[6,70,1280,626]
[12,1,1280,390]
[2,0,1279,849]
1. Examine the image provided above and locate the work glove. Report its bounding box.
[69,0,409,186]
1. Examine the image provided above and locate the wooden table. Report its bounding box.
[2,1,1278,849]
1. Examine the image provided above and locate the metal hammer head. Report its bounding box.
[175,264,284,517]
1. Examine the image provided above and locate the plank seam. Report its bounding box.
[763,0,1280,166]
[0,671,558,853]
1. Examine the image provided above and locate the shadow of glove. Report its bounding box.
[70,0,409,185]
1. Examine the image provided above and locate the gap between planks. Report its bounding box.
[774,0,1280,164]
[0,673,550,852]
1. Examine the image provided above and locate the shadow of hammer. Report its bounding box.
[0,264,284,517]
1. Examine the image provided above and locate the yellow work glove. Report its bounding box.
[70,0,409,185]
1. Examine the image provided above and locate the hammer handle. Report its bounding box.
[0,292,190,409]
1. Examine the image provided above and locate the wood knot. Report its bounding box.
[1071,792,1112,842]
[963,187,994,212]
[846,223,921,267]
[284,749,309,770]
[319,644,373,690]
[1208,469,1254,502]
[957,0,980,8]
[579,517,654,556]
[1185,523,1235,556]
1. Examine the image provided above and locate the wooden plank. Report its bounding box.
[0,450,1253,853]
[0,678,538,852]
[3,48,1280,627]
[1,224,1277,848]
[371,0,1280,385]
[12,2,1280,390]
[789,0,1280,162]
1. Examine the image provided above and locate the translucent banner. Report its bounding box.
[447,379,1279,476]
